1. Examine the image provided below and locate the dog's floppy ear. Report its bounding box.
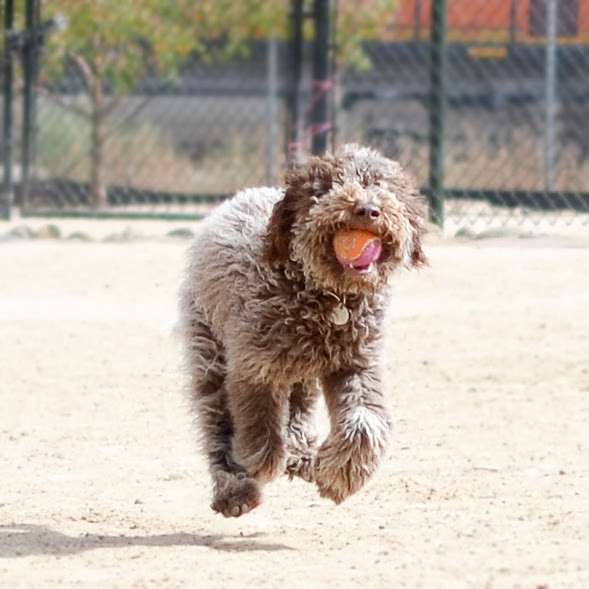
[264,186,298,265]
[264,156,337,265]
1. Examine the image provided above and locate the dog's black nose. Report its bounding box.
[354,203,381,219]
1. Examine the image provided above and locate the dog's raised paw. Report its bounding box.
[314,468,352,504]
[313,435,381,504]
[211,473,262,518]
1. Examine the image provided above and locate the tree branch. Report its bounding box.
[69,52,100,99]
[69,51,124,119]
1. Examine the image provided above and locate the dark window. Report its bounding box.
[529,0,579,36]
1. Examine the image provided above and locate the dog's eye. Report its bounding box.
[308,175,333,196]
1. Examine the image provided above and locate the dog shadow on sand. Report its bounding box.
[0,523,293,557]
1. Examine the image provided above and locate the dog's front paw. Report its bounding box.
[211,472,262,518]
[314,432,383,504]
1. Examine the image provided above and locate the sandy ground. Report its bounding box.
[1,229,588,588]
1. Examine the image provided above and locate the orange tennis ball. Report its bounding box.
[333,229,379,263]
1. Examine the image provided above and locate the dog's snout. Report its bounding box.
[354,203,381,219]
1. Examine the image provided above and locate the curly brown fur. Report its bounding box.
[179,144,426,517]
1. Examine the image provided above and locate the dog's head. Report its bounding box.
[265,144,427,294]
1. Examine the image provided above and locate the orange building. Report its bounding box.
[388,0,589,44]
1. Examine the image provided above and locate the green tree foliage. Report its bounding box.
[39,0,396,207]
[43,1,240,206]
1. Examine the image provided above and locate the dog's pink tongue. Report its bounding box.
[351,239,382,267]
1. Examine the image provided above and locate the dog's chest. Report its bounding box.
[256,292,379,378]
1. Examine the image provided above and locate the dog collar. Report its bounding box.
[325,291,350,325]
[331,304,350,325]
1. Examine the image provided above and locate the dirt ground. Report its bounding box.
[1,225,588,588]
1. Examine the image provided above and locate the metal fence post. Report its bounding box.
[266,37,279,185]
[286,0,304,165]
[428,0,447,227]
[311,0,331,155]
[544,0,559,192]
[329,0,339,153]
[21,0,41,209]
[1,0,15,220]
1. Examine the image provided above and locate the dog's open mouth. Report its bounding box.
[345,238,382,274]
[333,230,382,275]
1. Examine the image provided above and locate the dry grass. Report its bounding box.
[36,96,281,196]
[35,97,588,227]
[342,101,589,193]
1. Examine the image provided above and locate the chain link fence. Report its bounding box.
[2,0,589,228]
[340,0,589,229]
[28,40,287,219]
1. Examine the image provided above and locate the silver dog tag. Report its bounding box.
[331,304,350,325]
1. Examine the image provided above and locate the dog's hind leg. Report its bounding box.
[285,380,319,482]
[182,303,261,517]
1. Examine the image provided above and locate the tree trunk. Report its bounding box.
[71,54,109,208]
[89,92,108,208]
